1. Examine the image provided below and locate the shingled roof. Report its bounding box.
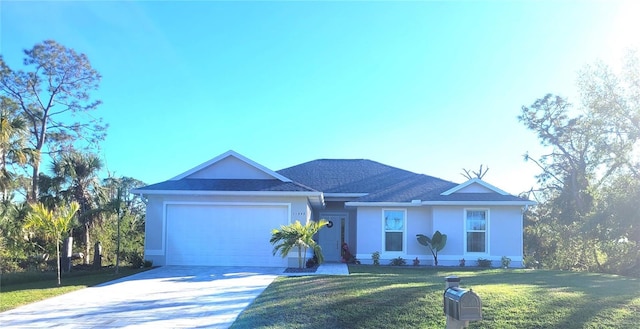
[134,152,532,205]
[277,159,454,194]
[278,159,531,203]
[135,179,317,193]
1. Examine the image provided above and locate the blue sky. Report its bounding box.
[2,1,639,195]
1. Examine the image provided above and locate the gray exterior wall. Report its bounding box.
[354,204,524,267]
[354,206,432,265]
[433,205,524,267]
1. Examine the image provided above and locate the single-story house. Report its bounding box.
[131,150,535,268]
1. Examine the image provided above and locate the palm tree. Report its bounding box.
[270,219,328,268]
[51,151,103,264]
[24,201,79,285]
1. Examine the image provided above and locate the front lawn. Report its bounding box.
[0,268,149,312]
[231,265,640,329]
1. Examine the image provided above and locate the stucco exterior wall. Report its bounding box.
[488,206,523,266]
[432,205,524,267]
[353,205,524,267]
[354,206,432,265]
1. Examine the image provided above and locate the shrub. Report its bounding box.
[459,258,466,267]
[372,251,380,265]
[523,255,540,269]
[123,251,144,268]
[477,258,492,268]
[306,254,318,268]
[389,257,406,266]
[143,260,153,268]
[501,256,512,268]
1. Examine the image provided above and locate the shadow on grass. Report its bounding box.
[232,266,640,329]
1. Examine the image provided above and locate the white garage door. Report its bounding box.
[165,204,289,267]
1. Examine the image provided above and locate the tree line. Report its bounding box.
[0,40,146,274]
[520,51,640,277]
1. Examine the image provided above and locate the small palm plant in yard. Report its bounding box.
[416,230,447,266]
[23,202,79,286]
[270,219,328,268]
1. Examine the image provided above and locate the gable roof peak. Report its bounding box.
[440,178,510,196]
[170,150,292,182]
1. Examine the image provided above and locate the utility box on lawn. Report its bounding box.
[443,276,482,329]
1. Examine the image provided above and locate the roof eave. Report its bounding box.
[129,189,325,207]
[345,201,423,207]
[323,192,368,202]
[345,200,537,207]
[130,189,318,197]
[422,200,537,206]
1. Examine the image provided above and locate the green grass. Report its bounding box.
[231,265,640,329]
[0,268,148,312]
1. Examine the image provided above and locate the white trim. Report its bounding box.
[324,193,368,198]
[382,208,407,255]
[464,208,490,256]
[130,189,321,197]
[441,178,510,196]
[130,190,324,208]
[423,200,536,206]
[345,200,535,207]
[162,201,292,260]
[169,150,292,182]
[345,201,423,207]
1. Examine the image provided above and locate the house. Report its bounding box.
[131,150,535,268]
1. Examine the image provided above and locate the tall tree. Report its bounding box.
[51,151,103,264]
[24,201,79,285]
[520,51,640,274]
[0,40,106,201]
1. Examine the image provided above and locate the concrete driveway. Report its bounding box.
[0,266,284,328]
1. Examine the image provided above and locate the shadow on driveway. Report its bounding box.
[0,266,284,328]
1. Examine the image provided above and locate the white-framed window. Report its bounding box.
[383,209,406,252]
[465,209,488,253]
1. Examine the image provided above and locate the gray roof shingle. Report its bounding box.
[278,159,530,203]
[136,179,317,192]
[277,159,453,194]
[136,157,531,204]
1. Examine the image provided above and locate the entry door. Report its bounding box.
[318,214,347,262]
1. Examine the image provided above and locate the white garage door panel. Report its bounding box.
[166,204,288,266]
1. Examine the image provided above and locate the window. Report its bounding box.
[466,210,487,253]
[384,210,405,252]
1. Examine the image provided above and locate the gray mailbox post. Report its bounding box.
[444,276,482,329]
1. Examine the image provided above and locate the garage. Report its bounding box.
[165,203,289,267]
